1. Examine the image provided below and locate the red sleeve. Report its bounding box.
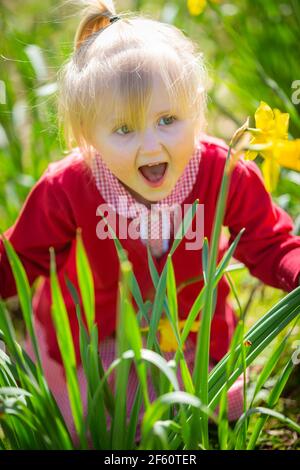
[0,169,76,299]
[224,158,300,292]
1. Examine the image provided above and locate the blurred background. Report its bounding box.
[0,0,299,449]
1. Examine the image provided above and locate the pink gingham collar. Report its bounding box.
[91,142,202,218]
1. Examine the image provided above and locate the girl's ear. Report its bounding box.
[194,128,202,147]
[193,117,204,144]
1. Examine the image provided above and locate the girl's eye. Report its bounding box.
[115,116,176,135]
[159,115,176,126]
[115,125,132,136]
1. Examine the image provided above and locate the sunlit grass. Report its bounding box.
[0,0,299,450]
[1,141,299,449]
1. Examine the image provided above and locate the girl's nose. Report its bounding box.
[140,128,162,155]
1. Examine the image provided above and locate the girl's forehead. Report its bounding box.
[98,74,184,127]
[100,101,180,130]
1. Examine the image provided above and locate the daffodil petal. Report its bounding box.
[261,158,281,192]
[245,150,258,160]
[187,0,207,16]
[255,101,275,132]
[158,318,179,352]
[157,317,201,352]
[274,109,289,140]
[274,139,300,171]
[190,321,201,332]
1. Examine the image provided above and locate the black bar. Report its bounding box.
[0,450,299,466]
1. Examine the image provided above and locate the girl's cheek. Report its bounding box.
[110,154,135,172]
[110,137,137,153]
[176,126,195,148]
[169,122,190,139]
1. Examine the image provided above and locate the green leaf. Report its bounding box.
[49,247,86,447]
[0,234,42,372]
[75,228,95,334]
[246,356,296,449]
[236,406,300,436]
[201,237,209,285]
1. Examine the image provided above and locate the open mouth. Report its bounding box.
[138,162,168,187]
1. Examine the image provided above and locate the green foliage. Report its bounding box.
[1,148,299,449]
[0,0,299,450]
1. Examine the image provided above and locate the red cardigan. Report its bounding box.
[1,135,300,364]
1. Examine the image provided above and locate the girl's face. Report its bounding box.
[90,74,199,207]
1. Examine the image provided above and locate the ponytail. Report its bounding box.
[74,0,117,50]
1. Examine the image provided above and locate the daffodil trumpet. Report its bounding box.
[245,101,300,192]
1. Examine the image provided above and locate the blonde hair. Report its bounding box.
[57,0,208,165]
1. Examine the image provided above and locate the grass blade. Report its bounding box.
[75,228,95,334]
[49,247,86,448]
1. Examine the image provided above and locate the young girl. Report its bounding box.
[1,0,300,443]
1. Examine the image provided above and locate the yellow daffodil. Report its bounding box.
[141,317,200,353]
[246,101,300,192]
[187,0,222,16]
[187,0,207,16]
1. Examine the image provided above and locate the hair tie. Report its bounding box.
[109,16,120,24]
